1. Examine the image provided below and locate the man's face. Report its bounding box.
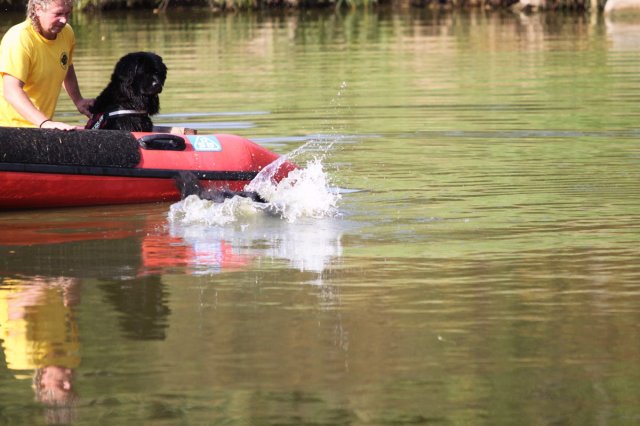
[35,0,72,40]
[36,366,75,405]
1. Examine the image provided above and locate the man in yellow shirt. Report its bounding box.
[0,0,93,130]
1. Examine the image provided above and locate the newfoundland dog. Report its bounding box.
[86,51,167,131]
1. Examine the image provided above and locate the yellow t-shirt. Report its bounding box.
[0,19,75,127]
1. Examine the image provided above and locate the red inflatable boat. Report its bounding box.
[0,127,295,209]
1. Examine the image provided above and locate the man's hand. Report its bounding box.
[75,98,94,117]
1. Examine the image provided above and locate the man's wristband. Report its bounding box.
[39,119,51,128]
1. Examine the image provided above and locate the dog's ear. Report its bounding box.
[113,54,136,85]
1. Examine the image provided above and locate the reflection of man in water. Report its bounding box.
[0,276,80,423]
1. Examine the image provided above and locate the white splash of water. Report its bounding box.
[168,194,260,226]
[255,158,340,223]
[169,82,347,227]
[168,157,340,226]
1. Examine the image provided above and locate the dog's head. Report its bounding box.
[112,51,167,97]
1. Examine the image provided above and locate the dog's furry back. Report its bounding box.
[88,52,167,131]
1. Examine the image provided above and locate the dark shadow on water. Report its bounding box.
[99,276,171,341]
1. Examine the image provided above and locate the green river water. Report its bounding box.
[1,8,640,425]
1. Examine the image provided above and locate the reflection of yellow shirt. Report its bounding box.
[0,19,75,127]
[0,280,80,376]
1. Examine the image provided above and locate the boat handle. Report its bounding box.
[138,134,186,151]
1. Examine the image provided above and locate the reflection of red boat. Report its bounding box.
[0,205,253,276]
[0,206,149,246]
[0,127,295,210]
[140,233,251,276]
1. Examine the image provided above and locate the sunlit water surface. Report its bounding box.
[1,9,640,425]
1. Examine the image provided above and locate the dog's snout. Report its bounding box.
[152,77,163,92]
[140,76,163,95]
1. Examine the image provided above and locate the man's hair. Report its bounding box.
[27,0,73,33]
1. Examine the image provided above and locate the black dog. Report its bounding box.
[86,51,167,131]
[174,171,267,204]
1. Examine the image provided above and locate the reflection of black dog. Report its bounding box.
[86,52,167,131]
[175,171,267,204]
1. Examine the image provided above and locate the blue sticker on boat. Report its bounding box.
[188,135,222,152]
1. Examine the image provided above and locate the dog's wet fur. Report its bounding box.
[88,51,167,131]
[174,171,267,204]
